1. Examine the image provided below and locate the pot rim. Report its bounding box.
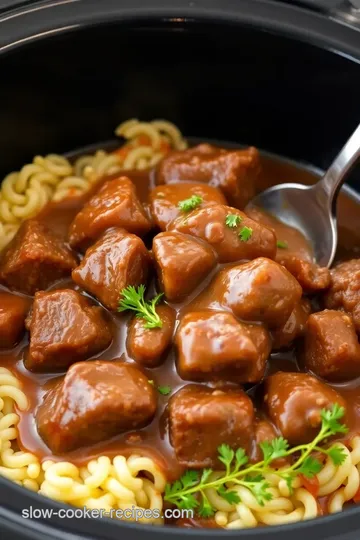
[0,0,360,538]
[0,0,360,60]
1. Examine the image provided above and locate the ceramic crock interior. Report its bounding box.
[0,19,359,187]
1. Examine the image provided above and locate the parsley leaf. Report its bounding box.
[260,437,288,465]
[198,493,214,517]
[178,195,203,212]
[235,448,248,470]
[326,445,347,466]
[297,456,322,478]
[218,444,235,474]
[118,285,163,329]
[180,470,199,489]
[200,468,213,484]
[218,486,241,504]
[157,385,172,396]
[164,404,348,515]
[321,404,348,435]
[238,226,253,242]
[148,380,172,396]
[225,214,242,228]
[277,240,288,249]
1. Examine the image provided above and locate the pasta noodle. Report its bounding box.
[0,367,166,525]
[0,119,187,252]
[1,366,360,526]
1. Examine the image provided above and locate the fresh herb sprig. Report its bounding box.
[164,404,348,516]
[118,285,163,329]
[178,195,203,212]
[277,240,289,249]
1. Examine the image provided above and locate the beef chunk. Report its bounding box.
[264,372,347,445]
[149,182,226,231]
[36,361,157,453]
[127,304,175,367]
[169,385,254,468]
[253,420,277,461]
[72,228,151,311]
[157,144,260,209]
[324,259,360,332]
[176,311,271,383]
[0,293,30,348]
[272,298,311,350]
[0,220,77,295]
[253,419,290,466]
[279,254,331,293]
[212,258,302,328]
[305,310,360,381]
[25,289,112,371]
[170,204,276,263]
[153,232,216,302]
[68,176,152,250]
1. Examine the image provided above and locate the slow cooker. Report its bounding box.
[0,0,360,538]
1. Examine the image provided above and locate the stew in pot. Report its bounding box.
[0,119,360,529]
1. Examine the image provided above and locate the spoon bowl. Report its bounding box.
[250,123,360,268]
[250,182,337,268]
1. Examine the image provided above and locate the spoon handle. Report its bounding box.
[315,123,360,207]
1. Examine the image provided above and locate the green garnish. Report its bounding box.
[225,214,242,228]
[158,385,172,396]
[148,380,172,396]
[164,404,348,516]
[238,226,253,242]
[118,285,163,329]
[277,240,289,249]
[178,195,203,212]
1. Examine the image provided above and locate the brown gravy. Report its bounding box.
[1,154,360,483]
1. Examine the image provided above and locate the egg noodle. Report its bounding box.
[1,119,360,527]
[0,366,359,527]
[0,119,187,252]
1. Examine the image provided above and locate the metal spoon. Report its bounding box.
[250,123,360,268]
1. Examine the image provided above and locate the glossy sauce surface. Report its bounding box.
[1,153,360,482]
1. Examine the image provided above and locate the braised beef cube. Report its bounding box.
[72,228,151,311]
[170,204,276,263]
[176,311,271,383]
[324,259,360,332]
[213,258,302,328]
[255,420,277,448]
[272,299,311,350]
[279,254,331,293]
[169,385,254,468]
[264,372,347,445]
[25,289,112,371]
[157,144,260,209]
[36,361,157,453]
[305,310,360,381]
[0,293,30,348]
[149,182,226,231]
[252,420,275,461]
[127,304,175,367]
[68,176,152,250]
[153,232,216,302]
[0,220,77,295]
[253,419,290,466]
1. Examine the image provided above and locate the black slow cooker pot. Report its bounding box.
[0,1,360,539]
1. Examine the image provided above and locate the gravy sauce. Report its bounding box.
[1,154,360,483]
